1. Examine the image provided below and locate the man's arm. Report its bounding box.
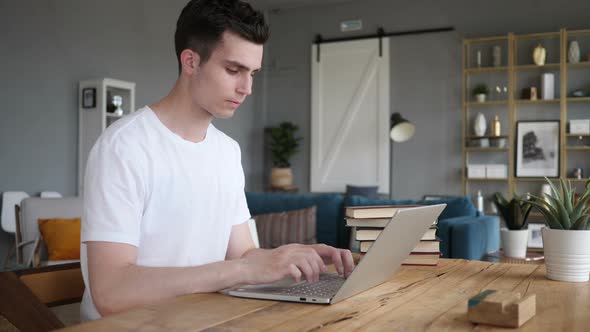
[86,241,248,316]
[88,222,355,317]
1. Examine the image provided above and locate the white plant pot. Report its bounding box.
[501,228,528,258]
[475,94,487,103]
[542,228,590,282]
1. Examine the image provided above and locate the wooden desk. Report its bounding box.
[62,259,589,331]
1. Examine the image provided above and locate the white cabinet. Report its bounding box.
[78,78,136,194]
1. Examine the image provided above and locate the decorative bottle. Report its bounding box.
[476,190,484,213]
[491,115,501,137]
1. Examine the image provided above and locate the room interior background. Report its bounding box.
[1,0,590,258]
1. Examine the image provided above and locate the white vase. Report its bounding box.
[568,41,581,64]
[474,113,487,136]
[542,228,590,282]
[501,228,529,258]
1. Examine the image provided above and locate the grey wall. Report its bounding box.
[0,0,267,197]
[1,0,590,259]
[265,0,590,199]
[0,0,269,264]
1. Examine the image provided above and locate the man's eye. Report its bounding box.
[226,68,239,74]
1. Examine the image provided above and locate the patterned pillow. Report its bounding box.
[253,206,317,249]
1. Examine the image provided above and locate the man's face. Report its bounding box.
[190,31,263,119]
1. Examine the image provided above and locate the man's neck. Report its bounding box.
[150,80,212,144]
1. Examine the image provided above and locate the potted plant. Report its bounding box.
[525,178,590,282]
[266,122,302,189]
[473,84,489,103]
[492,193,533,258]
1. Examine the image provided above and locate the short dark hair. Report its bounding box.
[174,0,269,72]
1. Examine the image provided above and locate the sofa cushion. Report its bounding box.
[38,218,81,261]
[437,215,500,259]
[245,192,343,247]
[253,206,317,248]
[345,185,379,200]
[343,195,477,220]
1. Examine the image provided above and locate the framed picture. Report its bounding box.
[515,120,560,177]
[528,223,546,249]
[82,88,96,108]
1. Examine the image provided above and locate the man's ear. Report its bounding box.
[180,49,200,75]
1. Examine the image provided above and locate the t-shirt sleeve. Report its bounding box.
[81,138,145,247]
[232,142,251,226]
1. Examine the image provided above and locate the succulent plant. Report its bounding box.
[525,177,590,230]
[492,192,533,230]
[473,84,489,96]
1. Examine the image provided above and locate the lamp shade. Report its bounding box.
[389,113,415,142]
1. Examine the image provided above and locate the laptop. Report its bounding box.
[228,204,446,304]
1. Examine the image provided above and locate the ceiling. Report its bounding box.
[248,0,356,10]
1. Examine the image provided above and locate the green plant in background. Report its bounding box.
[473,84,489,96]
[492,192,533,230]
[266,122,302,168]
[524,177,590,230]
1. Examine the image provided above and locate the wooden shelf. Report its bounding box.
[515,31,560,39]
[567,29,590,37]
[466,135,508,139]
[566,134,590,137]
[566,146,590,150]
[464,36,508,43]
[566,178,589,182]
[515,63,560,71]
[465,66,508,74]
[515,99,560,104]
[466,178,508,181]
[465,100,508,107]
[567,97,590,102]
[465,147,509,152]
[515,178,559,182]
[567,61,590,69]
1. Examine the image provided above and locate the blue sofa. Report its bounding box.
[245,192,500,260]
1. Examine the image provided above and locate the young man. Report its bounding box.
[80,0,354,321]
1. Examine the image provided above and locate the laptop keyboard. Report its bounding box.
[272,273,345,298]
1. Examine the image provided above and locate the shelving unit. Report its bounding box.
[78,78,136,194]
[462,34,512,204]
[463,28,590,212]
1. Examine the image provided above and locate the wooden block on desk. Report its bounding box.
[467,289,536,328]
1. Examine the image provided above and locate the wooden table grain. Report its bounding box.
[61,259,590,331]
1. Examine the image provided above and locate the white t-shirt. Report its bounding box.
[80,106,251,321]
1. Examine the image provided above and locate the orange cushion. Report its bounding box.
[38,218,81,260]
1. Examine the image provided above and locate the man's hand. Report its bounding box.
[240,244,354,285]
[307,243,355,277]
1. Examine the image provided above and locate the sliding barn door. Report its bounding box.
[311,38,390,193]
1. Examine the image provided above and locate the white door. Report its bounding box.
[311,38,390,194]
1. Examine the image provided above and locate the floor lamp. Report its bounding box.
[389,113,415,199]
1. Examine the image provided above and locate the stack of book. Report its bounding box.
[346,205,441,266]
